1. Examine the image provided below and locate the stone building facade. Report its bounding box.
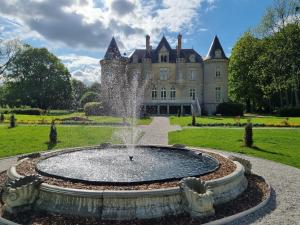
[100,34,228,115]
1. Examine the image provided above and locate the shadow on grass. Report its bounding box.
[45,141,60,150]
[244,145,285,156]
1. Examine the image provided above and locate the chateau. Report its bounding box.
[100,34,228,115]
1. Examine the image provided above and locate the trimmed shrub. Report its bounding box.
[80,92,101,107]
[10,113,16,128]
[216,102,244,116]
[244,122,253,147]
[49,121,57,144]
[277,107,300,117]
[84,102,104,116]
[192,115,196,126]
[0,108,44,115]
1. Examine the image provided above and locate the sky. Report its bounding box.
[0,0,274,85]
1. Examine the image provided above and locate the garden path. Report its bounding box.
[138,116,181,145]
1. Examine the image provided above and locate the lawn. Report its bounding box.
[170,115,300,127]
[169,128,300,168]
[1,113,152,125]
[0,125,118,158]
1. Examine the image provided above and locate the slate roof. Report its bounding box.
[205,35,227,60]
[129,36,203,63]
[104,37,122,60]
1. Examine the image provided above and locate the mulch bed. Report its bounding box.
[0,172,269,225]
[15,151,236,190]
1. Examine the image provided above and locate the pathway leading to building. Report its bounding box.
[138,116,181,145]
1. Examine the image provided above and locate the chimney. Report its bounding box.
[177,33,182,57]
[146,35,150,53]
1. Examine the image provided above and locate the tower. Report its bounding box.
[203,36,228,114]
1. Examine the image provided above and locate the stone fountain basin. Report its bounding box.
[7,146,247,220]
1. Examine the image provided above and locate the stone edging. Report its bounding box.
[0,181,272,225]
[202,181,271,225]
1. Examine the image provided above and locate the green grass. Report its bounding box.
[0,125,117,158]
[1,113,152,125]
[169,128,300,168]
[170,115,300,126]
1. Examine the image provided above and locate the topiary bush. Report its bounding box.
[10,113,16,128]
[244,121,253,147]
[49,120,57,144]
[84,102,104,116]
[0,108,44,115]
[277,107,300,117]
[216,102,244,116]
[192,115,196,126]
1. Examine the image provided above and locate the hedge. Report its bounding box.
[0,108,44,115]
[216,102,244,116]
[84,102,104,116]
[277,107,300,117]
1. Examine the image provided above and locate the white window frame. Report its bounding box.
[170,87,176,100]
[151,88,157,100]
[161,88,167,100]
[189,89,196,100]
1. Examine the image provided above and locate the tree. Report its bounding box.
[4,46,72,109]
[229,32,263,112]
[89,82,101,93]
[0,39,22,77]
[71,79,87,109]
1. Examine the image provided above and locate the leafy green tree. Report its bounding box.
[4,46,72,109]
[229,32,263,112]
[89,82,101,93]
[71,79,87,109]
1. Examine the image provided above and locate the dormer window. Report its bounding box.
[189,54,196,62]
[159,45,169,63]
[215,49,222,58]
[132,55,138,63]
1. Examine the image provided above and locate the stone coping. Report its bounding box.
[7,152,243,200]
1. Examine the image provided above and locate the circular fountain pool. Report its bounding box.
[36,146,219,184]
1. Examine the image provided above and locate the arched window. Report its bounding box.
[160,55,164,62]
[164,55,167,62]
[215,66,221,77]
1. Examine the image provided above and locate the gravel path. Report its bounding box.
[138,116,181,145]
[1,118,300,225]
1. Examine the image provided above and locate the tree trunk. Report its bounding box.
[295,88,299,107]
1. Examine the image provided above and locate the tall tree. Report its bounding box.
[0,39,22,77]
[71,79,87,109]
[4,46,72,109]
[229,32,263,112]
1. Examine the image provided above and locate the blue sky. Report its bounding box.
[0,0,273,85]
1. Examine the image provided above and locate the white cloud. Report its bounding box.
[59,54,101,85]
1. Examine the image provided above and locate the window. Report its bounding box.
[215,49,222,58]
[159,54,168,63]
[176,70,183,80]
[170,87,176,100]
[190,70,197,81]
[189,89,196,100]
[161,88,167,100]
[152,87,157,100]
[216,87,221,102]
[160,68,169,80]
[132,55,138,63]
[189,54,196,62]
[216,66,221,77]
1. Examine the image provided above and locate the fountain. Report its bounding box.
[1,61,250,221]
